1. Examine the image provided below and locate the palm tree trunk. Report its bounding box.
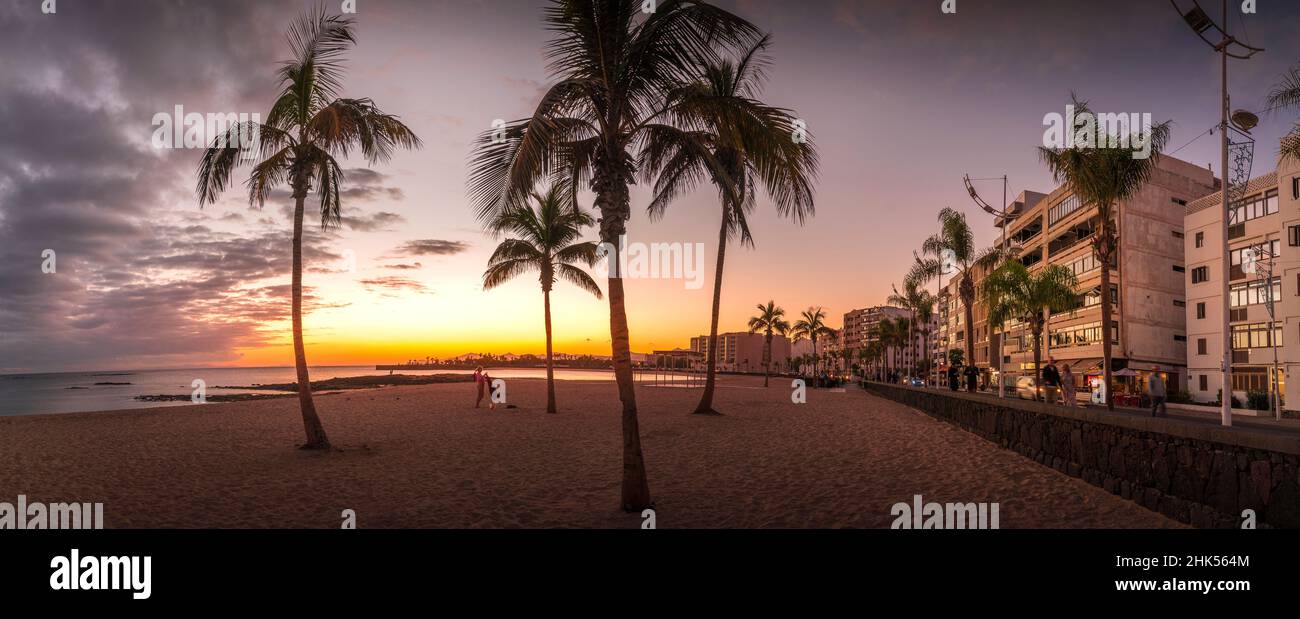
[291,190,329,450]
[763,331,772,387]
[812,338,819,387]
[961,272,976,378]
[1100,249,1115,411]
[544,286,556,414]
[1032,322,1043,402]
[694,210,729,415]
[593,152,651,511]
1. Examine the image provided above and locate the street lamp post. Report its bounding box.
[1171,0,1263,427]
[964,173,1015,396]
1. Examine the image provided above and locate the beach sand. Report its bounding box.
[0,376,1180,528]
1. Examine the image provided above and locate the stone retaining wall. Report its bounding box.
[864,382,1300,528]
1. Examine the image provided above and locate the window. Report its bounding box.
[1172,230,1184,239]
[1290,225,1300,247]
[1230,322,1282,350]
[1172,197,1188,206]
[1174,334,1187,342]
[1231,367,1271,392]
[1192,266,1208,283]
[1197,338,1207,355]
[1064,253,1113,278]
[1229,277,1280,308]
[1199,374,1208,391]
[1048,194,1083,226]
[1173,299,1186,308]
[1293,177,1299,200]
[1196,302,1206,319]
[1050,321,1120,347]
[1230,239,1280,278]
[1195,231,1204,248]
[1227,189,1279,225]
[1173,264,1185,273]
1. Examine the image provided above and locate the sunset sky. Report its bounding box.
[2,0,1300,373]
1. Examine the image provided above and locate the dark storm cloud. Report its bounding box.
[0,0,363,372]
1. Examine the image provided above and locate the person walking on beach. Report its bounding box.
[1060,363,1076,407]
[1041,358,1060,404]
[1149,372,1167,418]
[474,366,486,408]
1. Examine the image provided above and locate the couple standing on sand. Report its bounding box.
[473,367,496,410]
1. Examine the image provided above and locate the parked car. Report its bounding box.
[1015,376,1041,400]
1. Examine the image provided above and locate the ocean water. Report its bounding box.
[0,366,615,417]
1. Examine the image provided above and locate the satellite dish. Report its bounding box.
[1231,109,1259,133]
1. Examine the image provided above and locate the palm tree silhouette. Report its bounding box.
[467,0,762,511]
[196,7,421,449]
[792,307,833,386]
[641,35,818,415]
[747,301,790,388]
[483,185,603,414]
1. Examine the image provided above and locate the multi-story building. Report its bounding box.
[993,155,1216,393]
[690,332,791,374]
[841,305,910,375]
[1184,156,1300,410]
[932,158,1215,392]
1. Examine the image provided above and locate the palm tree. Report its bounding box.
[874,318,897,380]
[643,37,818,415]
[196,7,421,449]
[1266,64,1300,163]
[483,185,603,414]
[888,277,934,381]
[904,264,937,387]
[466,0,762,511]
[747,301,790,387]
[917,209,975,371]
[792,307,833,386]
[982,261,1080,400]
[1038,94,1170,410]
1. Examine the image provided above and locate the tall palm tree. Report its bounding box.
[483,185,603,414]
[878,317,909,381]
[747,301,790,387]
[643,36,818,415]
[1266,64,1300,163]
[792,307,833,385]
[888,278,933,381]
[1038,94,1169,410]
[467,0,761,511]
[982,261,1080,400]
[917,208,976,372]
[904,264,937,387]
[196,7,421,449]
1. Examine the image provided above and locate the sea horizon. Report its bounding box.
[0,365,619,417]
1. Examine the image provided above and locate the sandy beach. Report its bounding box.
[0,376,1179,528]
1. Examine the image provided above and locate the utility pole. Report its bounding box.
[1172,0,1263,426]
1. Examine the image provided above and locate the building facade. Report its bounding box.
[932,157,1215,393]
[690,332,791,374]
[1184,156,1300,411]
